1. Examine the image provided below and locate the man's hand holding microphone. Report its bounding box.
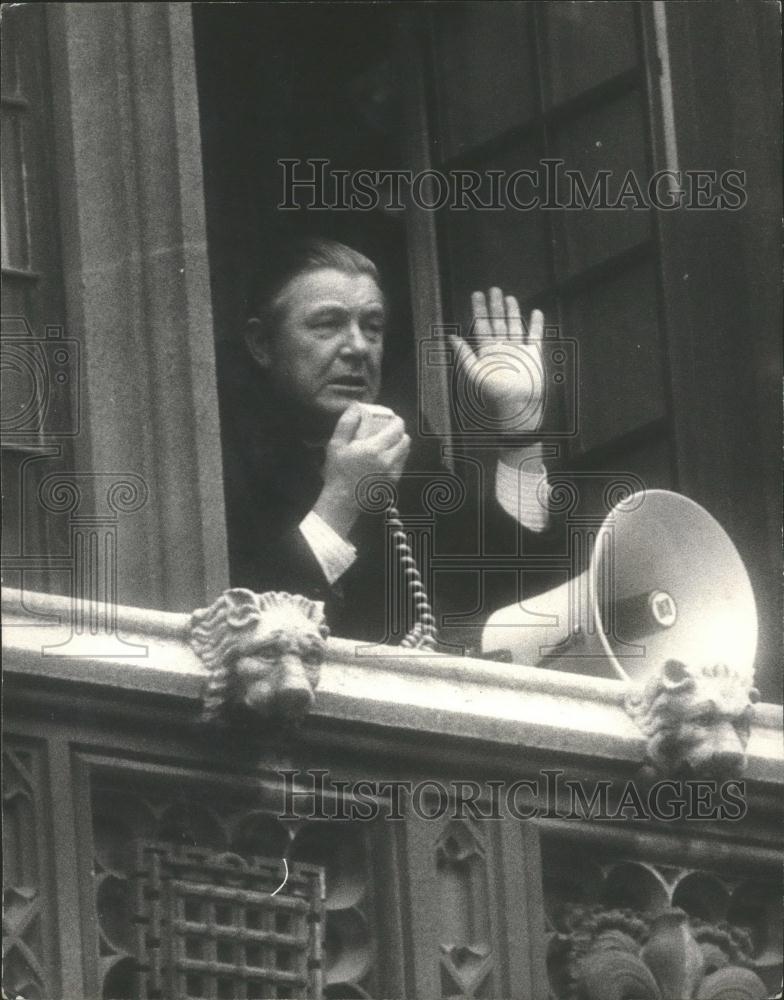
[312,403,409,540]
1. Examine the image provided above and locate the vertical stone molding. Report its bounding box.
[45,3,228,612]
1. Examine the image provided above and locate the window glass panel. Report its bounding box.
[1,275,29,317]
[433,5,536,162]
[597,436,673,491]
[563,435,673,524]
[543,1,638,106]
[552,91,650,277]
[441,143,550,330]
[0,446,73,598]
[563,260,665,453]
[1,5,71,597]
[1,109,31,270]
[1,7,21,92]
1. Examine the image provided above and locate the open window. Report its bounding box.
[1,4,74,597]
[2,3,779,693]
[192,2,780,694]
[193,4,419,435]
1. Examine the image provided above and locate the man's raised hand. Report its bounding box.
[448,287,545,434]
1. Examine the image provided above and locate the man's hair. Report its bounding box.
[248,236,382,330]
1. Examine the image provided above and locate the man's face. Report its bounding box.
[261,268,385,420]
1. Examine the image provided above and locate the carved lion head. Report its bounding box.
[624,659,760,778]
[189,589,329,722]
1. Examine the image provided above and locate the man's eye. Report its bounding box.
[309,313,342,329]
[693,713,715,727]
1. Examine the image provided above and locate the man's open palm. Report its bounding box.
[449,287,545,433]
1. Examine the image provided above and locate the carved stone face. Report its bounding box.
[189,589,329,724]
[231,610,326,720]
[625,659,760,778]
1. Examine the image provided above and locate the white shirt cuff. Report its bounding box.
[495,458,550,532]
[299,511,358,584]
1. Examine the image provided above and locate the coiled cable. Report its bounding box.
[387,505,438,650]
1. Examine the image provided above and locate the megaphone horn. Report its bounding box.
[481,489,757,683]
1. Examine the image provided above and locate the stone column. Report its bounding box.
[45,2,228,611]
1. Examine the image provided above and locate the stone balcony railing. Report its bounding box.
[3,585,783,1000]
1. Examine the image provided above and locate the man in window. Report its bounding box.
[220,237,555,651]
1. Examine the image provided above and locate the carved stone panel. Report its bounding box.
[2,737,59,1000]
[398,806,547,999]
[540,837,780,999]
[134,842,324,999]
[436,820,495,998]
[88,768,377,1000]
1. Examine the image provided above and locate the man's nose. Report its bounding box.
[340,320,370,356]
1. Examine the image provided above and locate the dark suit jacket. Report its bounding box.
[220,347,563,652]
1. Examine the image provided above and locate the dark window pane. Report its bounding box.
[433,5,536,161]
[185,937,203,959]
[563,260,665,452]
[442,144,551,330]
[1,6,21,91]
[0,446,72,592]
[595,435,674,494]
[1,110,31,270]
[216,977,235,999]
[0,4,65,333]
[245,943,263,968]
[186,973,205,997]
[552,91,650,277]
[565,434,673,522]
[543,1,638,106]
[0,275,30,317]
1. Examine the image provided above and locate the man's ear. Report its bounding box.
[244,317,272,369]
